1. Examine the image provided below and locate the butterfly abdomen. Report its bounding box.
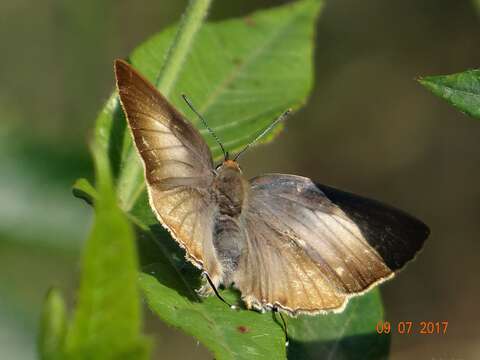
[212,215,245,282]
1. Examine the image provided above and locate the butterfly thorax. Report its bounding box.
[211,160,249,282]
[212,160,248,217]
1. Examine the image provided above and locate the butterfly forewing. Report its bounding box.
[115,59,217,268]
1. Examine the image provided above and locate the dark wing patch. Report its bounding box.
[316,184,429,271]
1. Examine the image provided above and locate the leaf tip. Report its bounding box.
[416,75,440,94]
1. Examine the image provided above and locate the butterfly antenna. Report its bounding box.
[233,109,291,162]
[204,272,237,310]
[182,94,228,160]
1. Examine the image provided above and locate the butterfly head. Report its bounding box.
[215,159,242,174]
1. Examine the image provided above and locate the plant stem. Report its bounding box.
[120,0,213,212]
[156,0,212,95]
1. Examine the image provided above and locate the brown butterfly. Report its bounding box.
[115,59,429,316]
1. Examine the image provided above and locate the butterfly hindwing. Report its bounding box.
[234,174,428,314]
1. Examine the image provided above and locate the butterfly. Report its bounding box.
[114,59,429,316]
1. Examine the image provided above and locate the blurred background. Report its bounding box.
[1,0,479,359]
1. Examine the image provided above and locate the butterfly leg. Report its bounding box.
[273,306,290,347]
[198,272,238,310]
[197,271,218,297]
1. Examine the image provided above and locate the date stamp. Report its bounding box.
[375,320,448,335]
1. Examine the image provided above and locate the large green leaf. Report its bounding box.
[75,0,390,358]
[64,146,150,359]
[418,69,480,119]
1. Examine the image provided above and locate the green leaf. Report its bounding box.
[38,288,67,360]
[84,0,388,358]
[140,265,285,360]
[65,145,150,359]
[288,289,390,359]
[418,69,480,119]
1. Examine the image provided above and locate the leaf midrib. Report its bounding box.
[198,5,308,116]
